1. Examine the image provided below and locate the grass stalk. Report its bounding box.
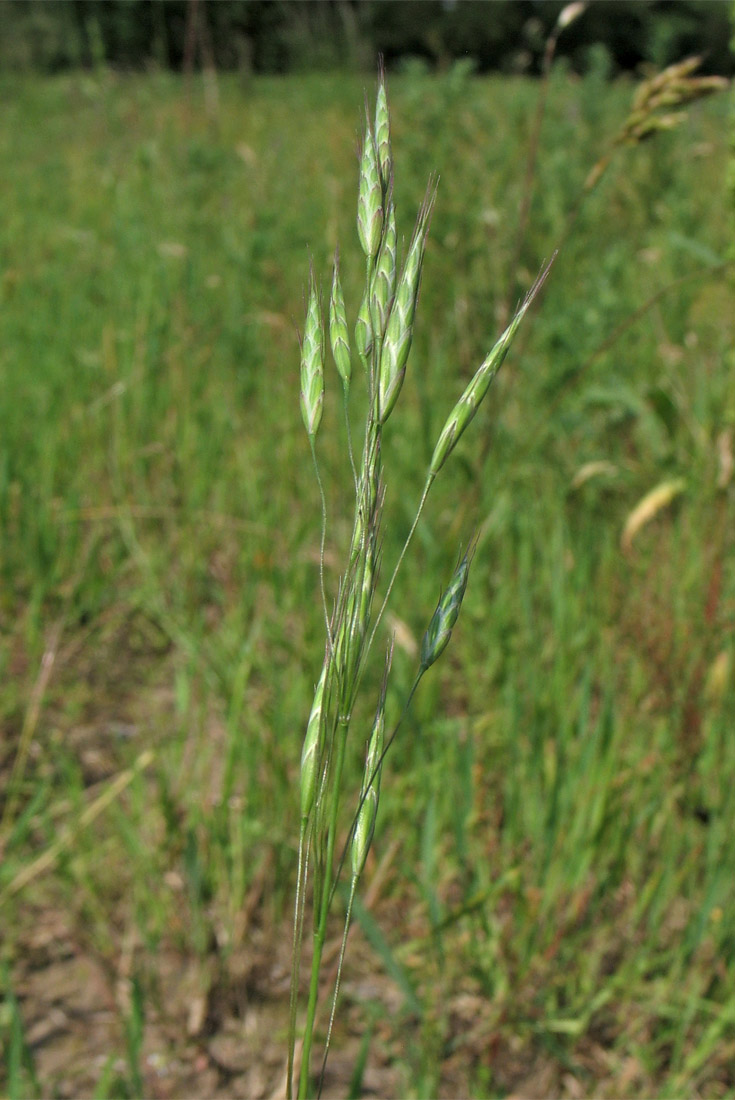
[310,438,333,657]
[288,66,551,1097]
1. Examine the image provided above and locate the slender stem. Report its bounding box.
[328,668,424,910]
[287,820,311,1099]
[343,383,358,493]
[323,712,351,907]
[298,921,326,1100]
[317,878,358,1098]
[310,438,333,658]
[298,712,350,1099]
[367,474,434,654]
[297,206,387,1100]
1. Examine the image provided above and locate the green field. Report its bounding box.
[1,65,733,1098]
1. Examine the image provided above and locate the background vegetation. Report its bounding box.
[0,32,733,1100]
[0,0,733,78]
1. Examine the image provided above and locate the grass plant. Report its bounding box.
[287,67,553,1096]
[288,42,728,1094]
[0,50,732,1100]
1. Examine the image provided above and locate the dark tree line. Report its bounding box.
[0,0,732,77]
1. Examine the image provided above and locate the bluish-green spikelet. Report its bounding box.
[357,110,383,260]
[420,545,474,671]
[329,250,351,392]
[351,654,390,879]
[300,660,328,822]
[428,312,522,476]
[429,259,554,475]
[374,65,392,195]
[299,267,324,440]
[371,194,397,341]
[355,287,373,365]
[378,181,436,424]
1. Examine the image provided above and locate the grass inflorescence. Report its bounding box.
[287,64,554,1097]
[0,52,732,1100]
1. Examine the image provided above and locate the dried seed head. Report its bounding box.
[375,65,392,194]
[329,250,351,391]
[371,195,397,341]
[300,660,328,822]
[556,2,586,31]
[429,257,554,476]
[378,181,436,424]
[420,543,475,671]
[610,58,728,155]
[299,266,325,440]
[357,111,383,260]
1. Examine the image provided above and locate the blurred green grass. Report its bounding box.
[0,66,733,1098]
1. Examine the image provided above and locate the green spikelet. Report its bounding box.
[351,654,389,880]
[355,286,373,365]
[299,266,325,440]
[420,544,475,672]
[374,64,392,194]
[357,111,383,260]
[378,181,436,424]
[329,250,351,392]
[299,660,328,822]
[429,258,554,476]
[371,195,397,342]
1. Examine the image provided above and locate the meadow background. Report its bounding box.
[0,41,733,1100]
